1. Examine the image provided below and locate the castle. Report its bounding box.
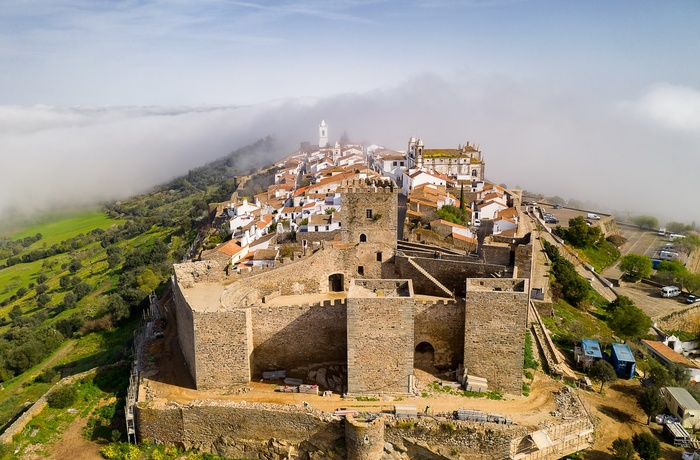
[172,177,533,396]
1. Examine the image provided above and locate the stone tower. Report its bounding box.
[319,119,328,148]
[347,279,415,396]
[340,178,398,279]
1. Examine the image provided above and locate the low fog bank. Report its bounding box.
[1,75,699,225]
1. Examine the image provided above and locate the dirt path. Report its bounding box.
[46,414,103,460]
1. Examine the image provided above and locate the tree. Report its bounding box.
[59,274,72,290]
[631,215,659,230]
[607,299,652,340]
[63,292,77,308]
[632,432,661,460]
[666,221,690,234]
[106,246,123,269]
[36,292,51,307]
[610,437,636,460]
[68,259,82,273]
[73,281,93,300]
[619,254,653,281]
[589,360,617,393]
[638,388,665,424]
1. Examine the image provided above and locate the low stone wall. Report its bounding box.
[135,400,344,457]
[0,368,99,444]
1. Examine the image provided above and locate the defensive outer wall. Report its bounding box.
[135,398,593,459]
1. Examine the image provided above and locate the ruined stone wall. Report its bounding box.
[172,277,197,384]
[193,309,252,389]
[414,299,465,369]
[222,245,356,308]
[135,400,536,459]
[173,260,226,288]
[395,253,505,297]
[135,401,344,457]
[347,280,415,395]
[385,420,527,460]
[515,243,533,280]
[298,229,341,245]
[464,278,529,395]
[251,300,347,375]
[345,415,385,460]
[481,244,512,266]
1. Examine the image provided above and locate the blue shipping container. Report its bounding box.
[611,343,636,379]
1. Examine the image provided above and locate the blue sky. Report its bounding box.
[2,0,698,106]
[1,1,700,224]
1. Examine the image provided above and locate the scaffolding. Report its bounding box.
[125,291,158,444]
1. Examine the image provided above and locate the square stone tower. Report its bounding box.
[340,178,398,279]
[464,278,529,395]
[346,279,415,396]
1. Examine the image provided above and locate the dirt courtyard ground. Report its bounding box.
[132,289,682,459]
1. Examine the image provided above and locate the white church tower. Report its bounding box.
[319,120,328,148]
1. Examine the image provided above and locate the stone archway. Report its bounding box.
[328,273,344,292]
[414,342,435,369]
[359,233,367,243]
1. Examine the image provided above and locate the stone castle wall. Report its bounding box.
[464,278,529,395]
[172,277,197,385]
[347,280,415,395]
[251,299,348,375]
[345,415,385,460]
[414,299,465,369]
[135,401,344,457]
[193,309,252,389]
[136,400,531,460]
[395,253,505,297]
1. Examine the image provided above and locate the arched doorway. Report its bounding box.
[359,233,367,242]
[414,342,435,369]
[328,273,344,292]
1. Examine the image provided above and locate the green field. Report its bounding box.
[1,209,124,248]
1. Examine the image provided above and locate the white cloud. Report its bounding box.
[1,75,699,226]
[626,83,700,133]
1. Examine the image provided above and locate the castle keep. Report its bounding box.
[172,178,532,395]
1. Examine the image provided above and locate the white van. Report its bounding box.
[587,213,601,220]
[661,286,681,298]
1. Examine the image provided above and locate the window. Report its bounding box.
[393,161,397,166]
[357,266,364,276]
[360,234,367,242]
[376,252,383,262]
[366,209,373,219]
[315,226,319,231]
[400,162,404,166]
[472,170,478,177]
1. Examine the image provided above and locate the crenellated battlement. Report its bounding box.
[340,178,397,194]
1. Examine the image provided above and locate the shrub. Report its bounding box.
[47,385,78,408]
[397,419,415,429]
[35,368,57,383]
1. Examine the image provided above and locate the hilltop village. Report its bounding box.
[128,121,700,459]
[130,122,607,459]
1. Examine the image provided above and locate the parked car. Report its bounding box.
[553,204,563,209]
[545,216,559,224]
[587,213,601,220]
[687,295,700,304]
[585,219,593,226]
[661,286,681,298]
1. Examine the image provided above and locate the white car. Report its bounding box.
[687,295,700,304]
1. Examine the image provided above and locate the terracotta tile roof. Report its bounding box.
[643,340,699,368]
[217,240,243,256]
[253,248,279,261]
[309,214,331,225]
[430,219,469,231]
[294,186,309,197]
[453,233,477,243]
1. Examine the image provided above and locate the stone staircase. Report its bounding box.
[407,257,454,298]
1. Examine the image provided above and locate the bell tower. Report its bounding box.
[319,120,328,148]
